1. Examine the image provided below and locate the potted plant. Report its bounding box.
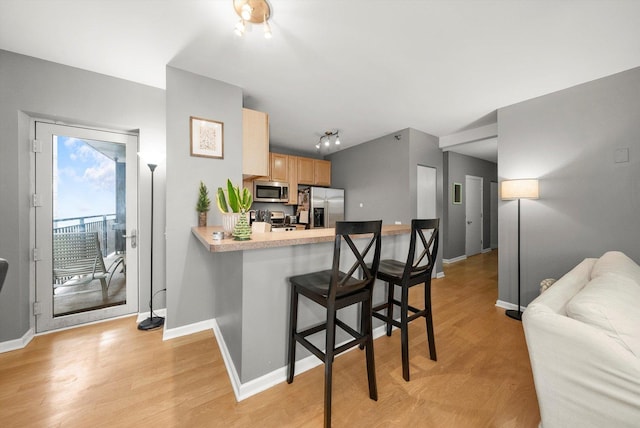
[196,181,211,227]
[216,179,253,239]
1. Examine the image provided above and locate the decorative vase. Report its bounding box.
[232,211,252,241]
[221,212,241,237]
[198,211,207,227]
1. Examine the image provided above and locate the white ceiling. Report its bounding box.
[2,0,640,159]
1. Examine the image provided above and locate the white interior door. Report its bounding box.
[34,122,138,332]
[417,165,437,218]
[465,175,483,256]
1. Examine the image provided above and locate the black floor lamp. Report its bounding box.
[501,179,539,321]
[138,161,165,330]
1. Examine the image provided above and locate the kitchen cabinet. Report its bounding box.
[270,153,288,182]
[245,153,330,205]
[286,155,298,205]
[297,157,315,185]
[242,108,269,178]
[296,156,331,187]
[314,159,331,187]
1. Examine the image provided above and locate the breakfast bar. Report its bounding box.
[191,224,411,399]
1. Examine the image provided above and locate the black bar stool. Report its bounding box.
[372,218,439,381]
[287,220,382,428]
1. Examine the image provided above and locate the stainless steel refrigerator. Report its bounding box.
[308,187,344,228]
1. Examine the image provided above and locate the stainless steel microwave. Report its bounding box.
[253,181,289,203]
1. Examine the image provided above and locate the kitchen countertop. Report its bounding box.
[192,224,411,252]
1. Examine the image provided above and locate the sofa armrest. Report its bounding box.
[523,305,640,428]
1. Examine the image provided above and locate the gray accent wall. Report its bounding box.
[442,151,497,259]
[327,128,444,272]
[165,66,243,337]
[0,50,165,343]
[498,66,640,308]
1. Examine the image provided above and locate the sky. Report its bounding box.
[54,136,117,221]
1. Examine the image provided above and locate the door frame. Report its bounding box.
[32,119,140,332]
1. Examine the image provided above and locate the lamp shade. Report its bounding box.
[501,179,539,200]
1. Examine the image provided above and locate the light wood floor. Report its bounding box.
[0,251,540,427]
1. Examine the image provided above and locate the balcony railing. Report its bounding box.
[53,214,121,256]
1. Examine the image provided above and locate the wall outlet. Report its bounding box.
[394,221,401,225]
[359,202,364,208]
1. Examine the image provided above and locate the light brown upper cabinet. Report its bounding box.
[242,108,269,178]
[270,153,288,183]
[286,155,298,205]
[297,157,315,185]
[296,156,331,186]
[314,159,331,187]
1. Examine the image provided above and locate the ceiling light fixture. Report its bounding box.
[233,0,272,39]
[234,19,246,36]
[241,3,252,20]
[316,130,341,152]
[263,14,272,39]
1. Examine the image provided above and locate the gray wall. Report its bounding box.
[328,128,444,272]
[498,66,640,307]
[328,128,411,224]
[408,128,445,271]
[165,66,244,338]
[442,151,497,259]
[0,50,165,342]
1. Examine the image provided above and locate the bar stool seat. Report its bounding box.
[372,218,439,381]
[287,220,382,428]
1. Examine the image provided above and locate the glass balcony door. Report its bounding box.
[34,122,139,332]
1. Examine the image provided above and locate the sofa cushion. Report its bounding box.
[591,251,640,285]
[566,273,640,358]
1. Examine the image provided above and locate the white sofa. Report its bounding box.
[522,251,640,428]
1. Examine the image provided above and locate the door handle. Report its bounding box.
[123,229,137,248]
[467,221,472,225]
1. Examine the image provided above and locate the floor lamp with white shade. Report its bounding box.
[501,179,539,321]
[138,155,165,331]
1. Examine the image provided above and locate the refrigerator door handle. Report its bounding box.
[325,200,329,227]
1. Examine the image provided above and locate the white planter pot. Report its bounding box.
[221,213,242,236]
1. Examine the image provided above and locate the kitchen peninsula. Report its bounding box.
[191,224,411,400]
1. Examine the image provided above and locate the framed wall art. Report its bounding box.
[453,182,462,204]
[190,116,223,159]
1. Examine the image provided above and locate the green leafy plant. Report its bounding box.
[216,179,253,213]
[196,181,211,213]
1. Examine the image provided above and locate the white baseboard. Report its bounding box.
[481,248,493,254]
[157,314,430,403]
[162,317,214,341]
[436,271,445,279]
[443,255,467,264]
[210,319,243,400]
[210,321,392,402]
[495,299,526,312]
[0,327,34,354]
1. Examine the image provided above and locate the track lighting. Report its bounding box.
[315,130,341,152]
